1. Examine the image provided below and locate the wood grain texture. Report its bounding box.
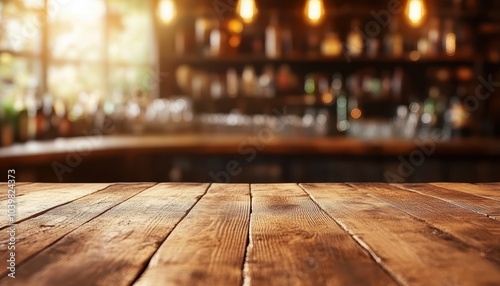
[0,183,110,225]
[0,182,31,201]
[398,183,500,220]
[134,184,251,286]
[245,184,396,286]
[479,183,500,189]
[0,183,154,277]
[0,183,209,286]
[302,183,500,286]
[354,183,500,262]
[432,183,500,201]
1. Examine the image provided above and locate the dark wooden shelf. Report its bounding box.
[170,54,483,66]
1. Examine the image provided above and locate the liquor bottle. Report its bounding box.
[242,66,257,97]
[15,96,29,143]
[321,30,342,57]
[442,19,456,56]
[265,14,281,58]
[210,19,226,57]
[226,68,239,98]
[58,100,72,137]
[384,19,403,57]
[0,99,15,147]
[332,73,349,134]
[35,97,49,140]
[427,18,440,56]
[281,28,294,56]
[195,17,211,56]
[259,65,276,98]
[347,19,364,57]
[43,95,59,139]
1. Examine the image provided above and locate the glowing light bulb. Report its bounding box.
[305,0,325,25]
[405,0,426,27]
[237,0,258,24]
[158,0,176,24]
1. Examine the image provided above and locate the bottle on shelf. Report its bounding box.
[35,95,49,140]
[0,97,15,147]
[242,65,257,97]
[321,26,342,57]
[306,30,321,56]
[427,18,441,56]
[210,74,223,99]
[442,19,456,57]
[304,73,317,105]
[195,17,211,56]
[265,14,282,58]
[14,94,29,143]
[346,19,364,57]
[281,27,294,56]
[210,19,227,57]
[384,19,404,57]
[259,65,276,98]
[332,73,349,134]
[57,99,72,137]
[226,68,239,98]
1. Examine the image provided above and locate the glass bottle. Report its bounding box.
[347,19,364,57]
[332,73,349,133]
[210,20,222,57]
[265,14,281,58]
[226,68,239,98]
[321,31,342,57]
[427,18,440,56]
[443,19,456,56]
[384,19,404,57]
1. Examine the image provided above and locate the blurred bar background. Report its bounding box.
[0,0,499,182]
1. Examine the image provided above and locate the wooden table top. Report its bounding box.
[1,183,499,285]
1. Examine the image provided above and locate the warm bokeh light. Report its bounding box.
[158,0,176,24]
[350,108,362,119]
[405,0,426,27]
[304,0,325,25]
[445,33,456,56]
[236,0,258,24]
[228,19,244,34]
[322,92,334,104]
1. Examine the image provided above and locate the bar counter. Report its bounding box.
[1,135,500,166]
[1,183,499,285]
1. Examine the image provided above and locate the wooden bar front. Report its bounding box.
[0,183,499,285]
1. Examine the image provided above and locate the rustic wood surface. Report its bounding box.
[1,183,499,285]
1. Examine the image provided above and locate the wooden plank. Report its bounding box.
[302,183,500,285]
[0,183,110,226]
[352,183,500,263]
[0,183,155,277]
[0,183,209,286]
[134,184,251,286]
[0,182,31,201]
[397,183,500,220]
[479,183,500,189]
[245,184,396,286]
[432,183,500,201]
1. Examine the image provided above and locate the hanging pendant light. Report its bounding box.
[158,0,177,24]
[236,0,258,24]
[405,0,426,27]
[304,0,325,25]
